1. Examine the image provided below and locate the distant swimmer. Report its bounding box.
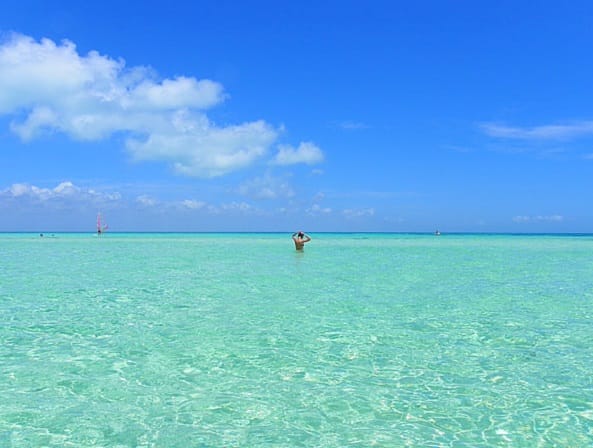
[292,231,311,251]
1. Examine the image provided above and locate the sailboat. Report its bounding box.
[97,213,109,235]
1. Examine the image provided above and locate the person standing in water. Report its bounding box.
[292,231,311,251]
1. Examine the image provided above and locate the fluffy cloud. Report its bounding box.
[272,142,324,165]
[126,113,277,177]
[0,34,281,177]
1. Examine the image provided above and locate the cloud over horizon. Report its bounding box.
[1,181,121,203]
[0,33,318,177]
[512,214,564,223]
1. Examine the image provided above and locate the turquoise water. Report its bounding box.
[1,233,593,447]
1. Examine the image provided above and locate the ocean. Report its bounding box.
[1,232,592,447]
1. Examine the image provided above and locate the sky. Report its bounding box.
[1,1,592,233]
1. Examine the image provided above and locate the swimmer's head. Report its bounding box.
[298,232,304,238]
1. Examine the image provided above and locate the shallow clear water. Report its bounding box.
[1,233,593,447]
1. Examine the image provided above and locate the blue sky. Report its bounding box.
[1,1,592,232]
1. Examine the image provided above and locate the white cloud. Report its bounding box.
[223,201,252,211]
[1,181,120,202]
[480,122,593,140]
[307,204,332,215]
[53,181,78,195]
[7,183,31,197]
[237,173,295,199]
[343,208,375,218]
[181,199,206,210]
[272,142,324,166]
[126,113,278,177]
[129,77,224,110]
[512,215,564,223]
[313,192,325,202]
[136,195,158,207]
[0,33,280,177]
[136,197,208,210]
[214,201,260,214]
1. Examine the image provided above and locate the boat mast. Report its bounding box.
[97,213,108,234]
